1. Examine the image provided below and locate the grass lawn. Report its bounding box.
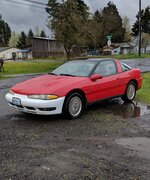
[28,53,150,61]
[0,60,63,75]
[136,73,150,105]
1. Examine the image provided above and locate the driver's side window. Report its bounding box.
[94,60,117,76]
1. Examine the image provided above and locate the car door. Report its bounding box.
[88,60,121,102]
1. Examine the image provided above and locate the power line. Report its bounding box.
[6,0,46,9]
[1,0,45,13]
[22,0,47,6]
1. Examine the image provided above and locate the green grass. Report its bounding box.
[136,73,150,104]
[25,53,150,61]
[0,60,63,75]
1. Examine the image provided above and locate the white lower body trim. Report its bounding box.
[5,93,65,115]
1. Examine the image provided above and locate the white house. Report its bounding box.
[111,43,134,55]
[17,47,32,60]
[130,35,150,54]
[111,47,120,55]
[0,47,20,60]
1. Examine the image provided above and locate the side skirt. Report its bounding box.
[87,94,123,106]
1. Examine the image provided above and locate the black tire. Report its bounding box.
[121,82,136,102]
[63,93,84,119]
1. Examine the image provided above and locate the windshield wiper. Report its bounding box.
[59,73,75,77]
[48,72,57,75]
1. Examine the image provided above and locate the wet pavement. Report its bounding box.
[116,137,150,160]
[0,58,150,179]
[121,58,150,73]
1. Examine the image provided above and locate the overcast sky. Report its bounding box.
[0,0,150,37]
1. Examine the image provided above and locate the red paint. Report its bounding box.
[11,60,142,103]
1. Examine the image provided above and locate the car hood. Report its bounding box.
[11,74,88,96]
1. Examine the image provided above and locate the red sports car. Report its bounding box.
[5,58,142,118]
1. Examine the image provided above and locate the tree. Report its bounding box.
[46,0,89,60]
[9,31,20,47]
[141,33,150,53]
[0,15,11,46]
[122,15,132,42]
[26,29,34,46]
[132,6,150,36]
[40,30,46,37]
[17,31,27,49]
[92,1,125,48]
[28,29,34,38]
[101,1,125,44]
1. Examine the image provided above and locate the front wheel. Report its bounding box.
[63,93,84,119]
[122,82,136,102]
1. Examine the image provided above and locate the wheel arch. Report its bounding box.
[64,89,87,107]
[128,79,138,90]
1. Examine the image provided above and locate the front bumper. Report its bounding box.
[5,93,65,115]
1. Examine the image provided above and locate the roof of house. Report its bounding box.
[0,47,11,52]
[17,47,32,53]
[119,43,134,48]
[103,46,113,52]
[32,37,55,41]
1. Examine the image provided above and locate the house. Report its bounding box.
[0,47,20,60]
[130,35,150,54]
[17,47,32,60]
[32,37,65,58]
[112,43,134,55]
[102,46,113,55]
[103,42,134,55]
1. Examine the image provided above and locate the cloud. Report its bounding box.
[1,0,49,34]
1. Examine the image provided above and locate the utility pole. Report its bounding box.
[138,0,142,56]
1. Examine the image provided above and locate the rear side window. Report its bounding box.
[94,60,117,76]
[121,63,131,72]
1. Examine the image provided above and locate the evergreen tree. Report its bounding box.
[17,31,27,49]
[92,1,125,48]
[132,6,150,36]
[28,29,34,38]
[40,30,46,37]
[101,1,125,44]
[0,15,11,46]
[26,29,34,46]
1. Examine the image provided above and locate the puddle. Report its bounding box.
[116,137,150,159]
[100,99,150,119]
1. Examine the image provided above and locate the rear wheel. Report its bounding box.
[122,82,136,102]
[64,93,84,119]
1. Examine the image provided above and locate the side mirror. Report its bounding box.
[90,74,103,81]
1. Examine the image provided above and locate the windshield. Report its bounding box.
[51,61,96,77]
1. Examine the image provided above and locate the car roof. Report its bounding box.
[71,58,116,63]
[87,58,115,62]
